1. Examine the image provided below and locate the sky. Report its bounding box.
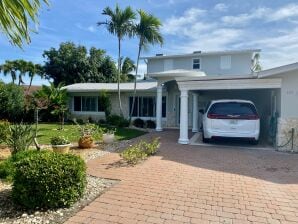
[1,0,298,85]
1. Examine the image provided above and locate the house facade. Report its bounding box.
[65,49,298,151]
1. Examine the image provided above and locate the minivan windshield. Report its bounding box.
[208,102,257,116]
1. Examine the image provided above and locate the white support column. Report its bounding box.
[192,93,199,133]
[178,89,189,144]
[155,85,163,131]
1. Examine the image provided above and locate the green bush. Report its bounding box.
[133,118,145,128]
[120,138,160,164]
[5,123,35,155]
[12,151,86,209]
[120,145,147,165]
[0,150,38,182]
[145,120,156,129]
[142,138,160,155]
[50,136,70,145]
[107,115,129,127]
[0,120,10,144]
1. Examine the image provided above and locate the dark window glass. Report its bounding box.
[208,102,257,116]
[193,58,200,69]
[162,96,166,118]
[98,97,105,112]
[129,97,138,117]
[74,96,81,111]
[82,96,96,111]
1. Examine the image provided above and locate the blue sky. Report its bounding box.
[1,0,298,85]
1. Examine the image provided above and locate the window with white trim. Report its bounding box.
[193,58,200,69]
[73,96,105,112]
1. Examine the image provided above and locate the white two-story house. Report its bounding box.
[65,49,298,151]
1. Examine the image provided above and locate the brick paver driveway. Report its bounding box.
[67,130,298,224]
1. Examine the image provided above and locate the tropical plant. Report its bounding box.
[98,90,112,117]
[50,136,70,145]
[0,120,10,144]
[0,0,49,48]
[5,123,35,155]
[0,60,17,83]
[252,53,262,72]
[129,10,163,123]
[121,57,136,82]
[27,62,44,93]
[98,4,136,116]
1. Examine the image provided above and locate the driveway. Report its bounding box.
[66,130,298,224]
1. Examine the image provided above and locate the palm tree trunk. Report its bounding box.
[118,37,124,117]
[27,76,33,95]
[129,40,142,124]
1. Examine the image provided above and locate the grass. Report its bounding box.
[37,123,146,145]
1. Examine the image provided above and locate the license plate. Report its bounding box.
[230,120,238,125]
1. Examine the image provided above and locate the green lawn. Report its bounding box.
[37,123,146,145]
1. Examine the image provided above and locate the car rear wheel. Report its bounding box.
[202,131,210,143]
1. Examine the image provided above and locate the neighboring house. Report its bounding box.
[65,49,298,151]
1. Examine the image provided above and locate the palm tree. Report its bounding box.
[0,60,17,83]
[121,57,136,82]
[27,63,44,94]
[14,59,28,85]
[0,0,49,48]
[98,4,136,116]
[129,10,163,123]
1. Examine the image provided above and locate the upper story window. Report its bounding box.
[193,58,200,69]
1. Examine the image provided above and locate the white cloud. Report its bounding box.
[162,8,214,37]
[222,3,298,25]
[214,3,228,12]
[268,3,298,21]
[75,23,96,33]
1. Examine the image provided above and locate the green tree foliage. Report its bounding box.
[0,0,49,48]
[43,42,118,85]
[121,57,136,82]
[0,81,25,121]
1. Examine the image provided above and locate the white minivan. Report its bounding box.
[201,99,260,144]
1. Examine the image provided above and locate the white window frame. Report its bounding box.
[192,58,201,70]
[72,96,105,113]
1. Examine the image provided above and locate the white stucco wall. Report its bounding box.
[147,53,253,76]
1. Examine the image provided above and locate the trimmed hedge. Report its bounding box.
[133,118,145,128]
[12,151,86,209]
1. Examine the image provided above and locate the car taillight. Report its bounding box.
[245,114,260,120]
[207,114,226,119]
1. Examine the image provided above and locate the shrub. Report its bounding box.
[133,118,145,128]
[6,123,35,155]
[107,115,129,127]
[50,136,70,145]
[142,138,160,156]
[120,138,160,164]
[0,120,10,144]
[120,145,147,165]
[12,151,86,209]
[0,82,25,121]
[0,150,38,182]
[145,120,156,129]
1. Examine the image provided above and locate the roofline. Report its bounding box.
[257,62,298,78]
[140,49,261,60]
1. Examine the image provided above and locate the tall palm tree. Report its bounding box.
[121,57,136,82]
[0,0,49,48]
[27,62,44,94]
[0,60,17,83]
[98,4,136,116]
[129,10,163,123]
[15,59,27,85]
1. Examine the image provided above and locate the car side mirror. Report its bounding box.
[199,109,204,114]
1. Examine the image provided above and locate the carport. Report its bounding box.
[175,76,282,145]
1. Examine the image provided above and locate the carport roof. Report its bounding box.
[257,62,298,78]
